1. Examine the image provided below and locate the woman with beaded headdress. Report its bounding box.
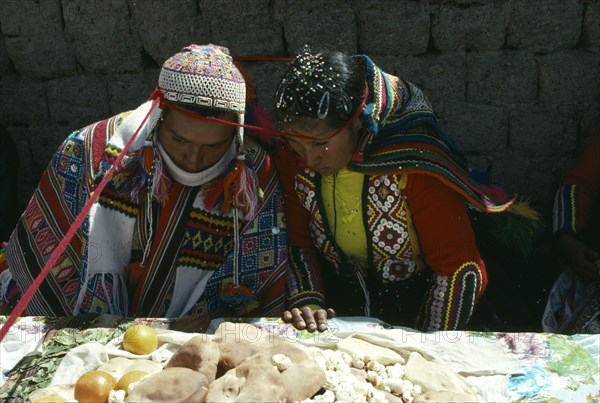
[0,44,288,319]
[275,48,537,332]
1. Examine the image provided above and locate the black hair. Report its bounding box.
[275,47,366,128]
[163,103,232,118]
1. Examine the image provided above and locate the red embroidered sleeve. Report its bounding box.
[274,142,326,309]
[405,173,487,330]
[554,125,600,234]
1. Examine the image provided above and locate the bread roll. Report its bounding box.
[126,367,208,402]
[212,322,284,373]
[247,342,326,402]
[206,362,286,402]
[207,341,325,402]
[165,335,220,382]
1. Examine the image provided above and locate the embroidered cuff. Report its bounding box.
[288,291,326,311]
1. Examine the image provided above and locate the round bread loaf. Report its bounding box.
[126,367,209,402]
[165,335,220,382]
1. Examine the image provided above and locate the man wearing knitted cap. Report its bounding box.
[1,44,288,319]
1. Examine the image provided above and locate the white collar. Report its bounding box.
[156,137,236,187]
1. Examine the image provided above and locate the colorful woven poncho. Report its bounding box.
[349,55,511,213]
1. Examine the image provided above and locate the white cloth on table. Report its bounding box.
[0,318,46,387]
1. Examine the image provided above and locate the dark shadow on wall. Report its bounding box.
[469,225,563,333]
[0,126,19,240]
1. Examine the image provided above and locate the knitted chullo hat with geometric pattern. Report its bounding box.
[155,44,257,220]
[158,44,246,115]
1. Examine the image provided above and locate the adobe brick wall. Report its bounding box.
[0,0,598,222]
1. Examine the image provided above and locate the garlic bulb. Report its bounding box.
[307,346,422,402]
[271,353,292,371]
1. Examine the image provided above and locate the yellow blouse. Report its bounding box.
[321,167,368,260]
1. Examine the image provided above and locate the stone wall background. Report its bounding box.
[0,0,599,229]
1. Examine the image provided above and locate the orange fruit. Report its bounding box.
[74,370,117,403]
[115,370,148,396]
[122,324,158,355]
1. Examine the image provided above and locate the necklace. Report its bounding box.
[329,170,363,242]
[332,172,338,241]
